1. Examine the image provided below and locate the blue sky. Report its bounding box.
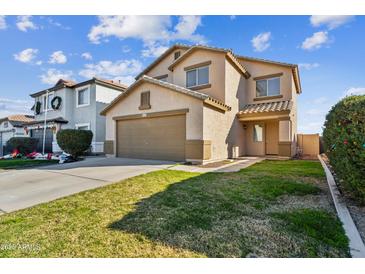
[0,15,364,133]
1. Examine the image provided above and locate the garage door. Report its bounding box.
[117,114,186,161]
[0,131,13,156]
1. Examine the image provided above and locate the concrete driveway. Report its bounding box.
[0,157,174,214]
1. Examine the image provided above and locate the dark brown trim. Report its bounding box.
[155,74,168,80]
[253,95,283,101]
[189,83,211,91]
[203,99,231,112]
[184,61,212,71]
[253,72,283,81]
[113,108,189,121]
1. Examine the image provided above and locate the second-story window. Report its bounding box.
[77,87,90,107]
[43,93,54,111]
[256,77,280,97]
[186,66,209,88]
[3,121,8,128]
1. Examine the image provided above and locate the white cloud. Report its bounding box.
[0,16,7,30]
[45,17,71,30]
[14,48,39,63]
[81,52,93,60]
[141,43,169,58]
[343,87,365,97]
[35,60,43,66]
[301,31,329,51]
[49,51,67,64]
[0,97,33,118]
[39,69,74,85]
[16,15,37,32]
[88,16,205,57]
[79,59,142,85]
[310,15,354,30]
[171,15,205,43]
[298,63,320,70]
[251,32,271,52]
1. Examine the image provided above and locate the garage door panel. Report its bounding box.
[117,114,186,161]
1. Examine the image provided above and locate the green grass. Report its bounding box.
[0,160,350,258]
[273,209,349,256]
[0,159,58,169]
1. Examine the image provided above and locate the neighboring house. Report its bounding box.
[101,44,302,164]
[28,78,127,153]
[0,114,34,156]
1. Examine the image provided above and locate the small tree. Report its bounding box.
[323,95,365,203]
[7,137,39,155]
[57,129,93,158]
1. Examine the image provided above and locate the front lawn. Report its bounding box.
[0,160,349,257]
[0,159,58,170]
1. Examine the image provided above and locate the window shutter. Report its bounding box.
[139,91,151,110]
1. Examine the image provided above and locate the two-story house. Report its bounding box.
[28,78,127,153]
[0,114,34,156]
[101,44,302,164]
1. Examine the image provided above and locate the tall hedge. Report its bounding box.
[7,137,39,155]
[57,129,93,158]
[323,95,365,203]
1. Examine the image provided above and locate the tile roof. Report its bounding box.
[7,114,35,123]
[24,117,68,125]
[30,77,127,98]
[0,114,35,127]
[167,45,250,79]
[100,75,231,115]
[238,100,292,115]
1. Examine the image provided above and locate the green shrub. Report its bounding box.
[323,95,365,203]
[56,129,93,158]
[7,137,39,155]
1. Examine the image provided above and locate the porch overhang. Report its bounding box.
[237,100,292,121]
[237,110,290,121]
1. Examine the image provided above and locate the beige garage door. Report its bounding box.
[117,114,186,161]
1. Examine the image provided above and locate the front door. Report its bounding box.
[265,121,279,155]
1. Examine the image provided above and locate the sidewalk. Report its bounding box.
[168,157,264,173]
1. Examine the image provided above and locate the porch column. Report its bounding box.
[278,120,292,157]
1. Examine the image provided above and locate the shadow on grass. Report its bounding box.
[108,169,322,257]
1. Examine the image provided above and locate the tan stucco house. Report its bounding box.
[101,44,302,163]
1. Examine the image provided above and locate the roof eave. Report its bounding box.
[135,44,190,80]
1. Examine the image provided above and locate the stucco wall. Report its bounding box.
[172,50,226,102]
[238,59,294,104]
[147,48,188,83]
[202,58,246,160]
[104,82,204,149]
[34,88,68,122]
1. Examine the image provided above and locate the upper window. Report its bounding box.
[139,91,151,110]
[77,87,90,107]
[186,66,209,88]
[256,77,280,97]
[174,51,181,60]
[43,93,54,111]
[3,121,8,128]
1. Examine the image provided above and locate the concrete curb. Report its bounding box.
[318,155,365,258]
